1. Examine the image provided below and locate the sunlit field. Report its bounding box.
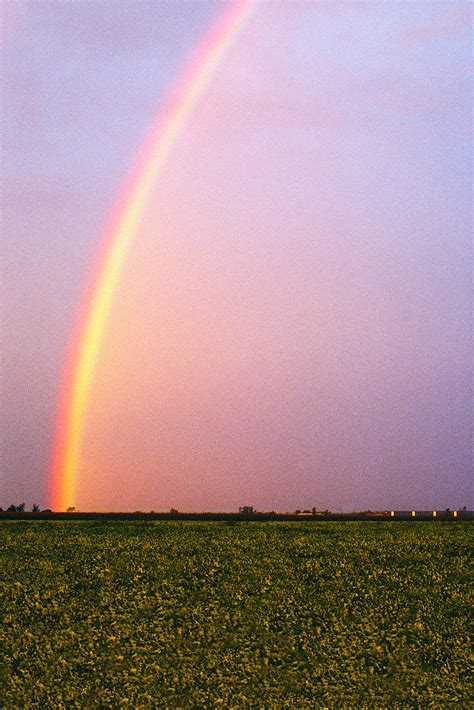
[1,522,471,707]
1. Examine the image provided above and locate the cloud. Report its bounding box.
[265,0,374,18]
[398,3,471,45]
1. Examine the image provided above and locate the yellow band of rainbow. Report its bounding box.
[49,0,256,511]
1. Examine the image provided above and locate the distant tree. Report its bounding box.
[7,505,16,512]
[170,508,179,515]
[17,503,25,512]
[32,503,40,512]
[66,506,76,513]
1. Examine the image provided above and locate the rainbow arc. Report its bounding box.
[49,0,256,511]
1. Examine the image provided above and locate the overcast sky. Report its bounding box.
[2,1,472,511]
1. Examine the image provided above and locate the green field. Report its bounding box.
[1,522,471,707]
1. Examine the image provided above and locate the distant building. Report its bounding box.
[239,506,254,514]
[390,510,471,519]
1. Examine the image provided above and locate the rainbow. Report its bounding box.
[49,0,256,511]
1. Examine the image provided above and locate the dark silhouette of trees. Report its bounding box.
[32,504,40,512]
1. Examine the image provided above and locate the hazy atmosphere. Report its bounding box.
[2,1,472,512]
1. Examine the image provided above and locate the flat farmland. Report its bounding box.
[1,522,471,707]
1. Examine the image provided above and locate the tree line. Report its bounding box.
[2,503,41,512]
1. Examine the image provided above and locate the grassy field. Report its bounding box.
[1,521,471,708]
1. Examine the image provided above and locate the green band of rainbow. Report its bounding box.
[49,0,256,511]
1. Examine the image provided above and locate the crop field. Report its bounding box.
[1,522,471,707]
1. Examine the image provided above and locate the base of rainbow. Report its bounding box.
[49,0,257,511]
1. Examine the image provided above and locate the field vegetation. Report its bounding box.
[1,521,471,707]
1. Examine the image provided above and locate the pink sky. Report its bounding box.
[2,1,472,511]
